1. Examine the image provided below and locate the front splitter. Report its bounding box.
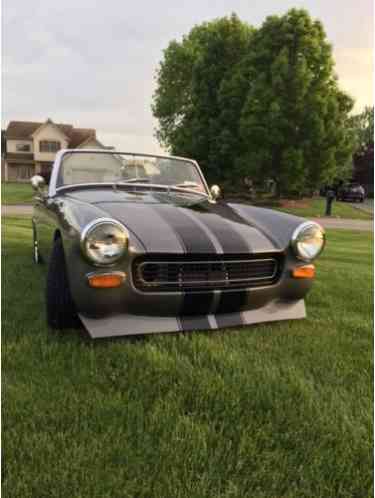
[79,299,306,339]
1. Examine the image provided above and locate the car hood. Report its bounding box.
[63,189,302,254]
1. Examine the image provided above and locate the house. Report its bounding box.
[3,118,107,182]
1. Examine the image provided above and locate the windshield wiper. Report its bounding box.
[173,181,201,189]
[112,180,208,198]
[118,177,150,183]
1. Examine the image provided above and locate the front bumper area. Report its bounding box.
[67,245,312,319]
[79,298,306,338]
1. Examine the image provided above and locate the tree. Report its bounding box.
[349,106,374,155]
[152,14,253,182]
[238,9,355,195]
[153,9,356,195]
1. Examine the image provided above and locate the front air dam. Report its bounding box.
[79,298,306,338]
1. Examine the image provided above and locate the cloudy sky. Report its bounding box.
[2,0,373,153]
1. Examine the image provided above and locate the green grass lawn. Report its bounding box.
[259,197,373,220]
[2,182,34,205]
[3,217,373,498]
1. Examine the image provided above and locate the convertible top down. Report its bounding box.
[31,149,325,338]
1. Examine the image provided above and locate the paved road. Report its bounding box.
[2,204,373,231]
[312,217,373,231]
[2,204,32,216]
[349,199,374,214]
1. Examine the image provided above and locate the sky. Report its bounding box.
[2,0,373,153]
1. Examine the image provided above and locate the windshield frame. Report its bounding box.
[49,149,211,198]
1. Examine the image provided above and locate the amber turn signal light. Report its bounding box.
[88,272,126,288]
[292,265,315,279]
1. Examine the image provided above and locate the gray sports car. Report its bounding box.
[31,149,325,338]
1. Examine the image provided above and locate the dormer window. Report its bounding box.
[39,140,61,153]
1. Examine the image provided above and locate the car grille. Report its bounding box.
[133,254,281,292]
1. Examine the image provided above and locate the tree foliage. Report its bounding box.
[153,9,356,194]
[349,106,374,155]
[152,14,253,182]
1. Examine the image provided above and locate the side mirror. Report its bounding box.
[31,175,46,194]
[210,184,221,200]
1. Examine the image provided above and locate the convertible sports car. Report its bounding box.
[31,149,325,338]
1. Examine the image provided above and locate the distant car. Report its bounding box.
[31,149,325,339]
[337,182,365,202]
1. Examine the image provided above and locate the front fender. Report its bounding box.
[228,203,308,250]
[56,196,145,316]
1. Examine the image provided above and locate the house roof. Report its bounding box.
[5,120,96,148]
[69,128,97,148]
[31,119,72,140]
[75,134,103,149]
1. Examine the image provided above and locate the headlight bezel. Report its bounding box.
[291,221,325,262]
[80,218,130,266]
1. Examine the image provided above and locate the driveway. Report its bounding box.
[312,217,373,231]
[2,205,33,216]
[349,199,374,214]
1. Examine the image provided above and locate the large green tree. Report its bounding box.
[152,14,253,182]
[349,106,374,155]
[153,9,355,194]
[238,9,354,195]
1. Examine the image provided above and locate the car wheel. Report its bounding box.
[46,237,79,330]
[360,197,364,203]
[32,220,41,264]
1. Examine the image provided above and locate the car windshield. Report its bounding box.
[56,152,207,194]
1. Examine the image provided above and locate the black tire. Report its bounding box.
[360,197,364,203]
[46,237,79,329]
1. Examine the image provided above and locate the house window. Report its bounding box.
[16,143,31,152]
[18,165,34,180]
[39,141,61,153]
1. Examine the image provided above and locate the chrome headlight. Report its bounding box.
[291,222,325,261]
[81,218,129,265]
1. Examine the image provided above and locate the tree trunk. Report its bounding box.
[274,179,282,198]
